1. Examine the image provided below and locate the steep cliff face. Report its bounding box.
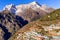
[0,10,28,40]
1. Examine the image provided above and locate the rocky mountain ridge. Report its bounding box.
[3,1,54,22]
[0,10,28,40]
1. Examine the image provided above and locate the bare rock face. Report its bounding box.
[0,28,4,40]
[3,1,54,22]
[15,2,54,22]
[16,8,52,22]
[0,10,28,40]
[16,8,42,22]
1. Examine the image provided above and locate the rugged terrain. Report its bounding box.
[16,2,54,22]
[0,10,28,40]
[0,1,59,40]
[4,1,54,22]
[9,9,60,40]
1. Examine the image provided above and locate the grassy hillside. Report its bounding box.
[40,9,60,21]
[9,9,60,40]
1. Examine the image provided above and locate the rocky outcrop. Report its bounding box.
[0,28,4,40]
[0,10,28,40]
[16,8,41,22]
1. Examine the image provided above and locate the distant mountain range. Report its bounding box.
[3,1,54,22]
[3,1,54,13]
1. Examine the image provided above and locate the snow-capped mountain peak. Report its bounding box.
[3,1,54,14]
[3,4,16,14]
[29,1,41,8]
[3,4,15,10]
[30,1,37,5]
[30,1,41,6]
[16,1,42,13]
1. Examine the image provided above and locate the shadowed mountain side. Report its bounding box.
[16,8,42,22]
[0,24,11,40]
[16,16,28,27]
[0,10,28,40]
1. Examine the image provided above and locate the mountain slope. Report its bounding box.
[9,9,60,40]
[0,10,28,40]
[16,7,54,22]
[16,8,47,22]
[3,1,54,22]
[16,1,54,13]
[40,9,60,21]
[16,1,54,22]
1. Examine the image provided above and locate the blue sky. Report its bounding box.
[0,0,60,10]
